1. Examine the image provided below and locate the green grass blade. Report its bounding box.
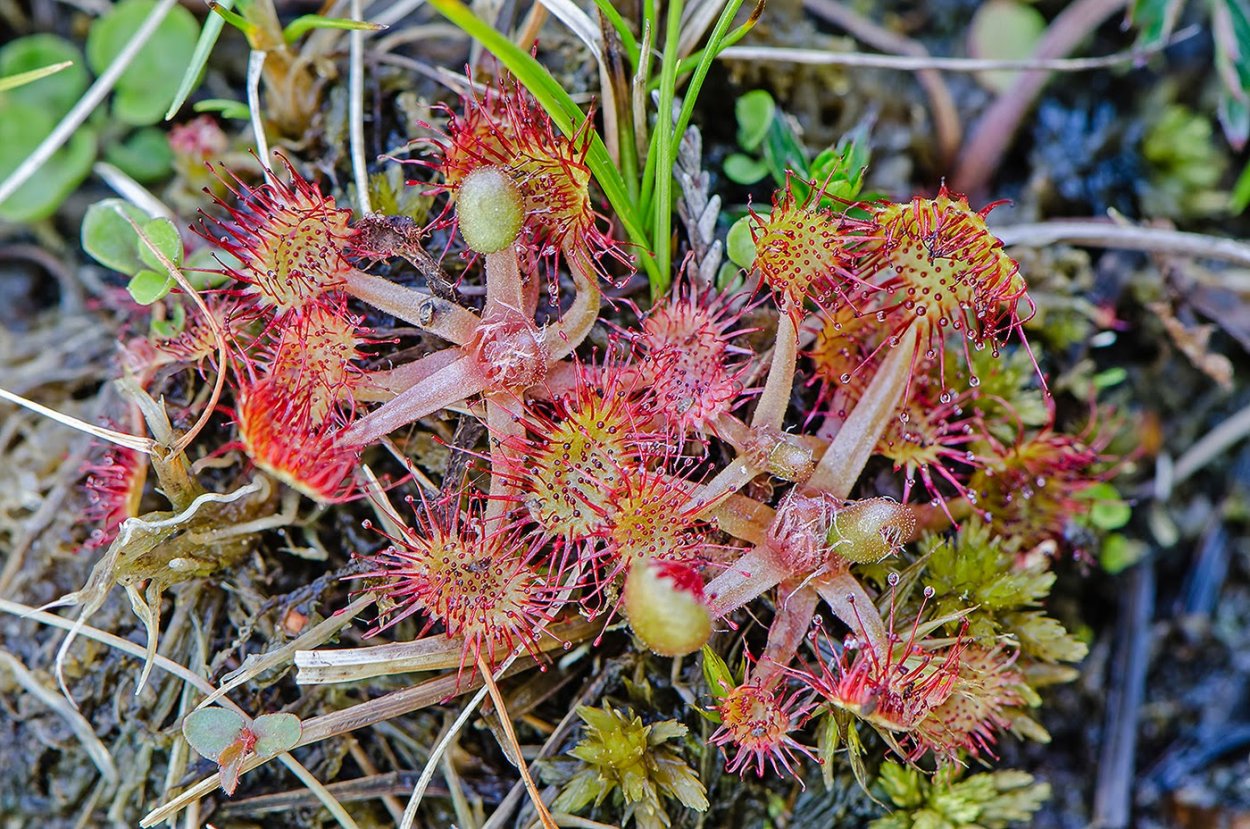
[651,0,684,296]
[282,14,384,45]
[427,0,659,285]
[669,0,749,160]
[663,0,761,89]
[164,0,232,120]
[0,60,74,93]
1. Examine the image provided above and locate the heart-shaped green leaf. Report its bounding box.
[82,199,148,274]
[183,707,246,762]
[136,217,184,271]
[252,712,301,757]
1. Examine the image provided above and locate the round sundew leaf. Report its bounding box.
[82,199,148,273]
[251,712,301,757]
[86,0,200,126]
[735,89,776,152]
[183,707,246,761]
[127,269,174,304]
[0,34,87,116]
[137,216,184,270]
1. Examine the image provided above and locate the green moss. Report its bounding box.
[553,703,708,829]
[871,762,1049,829]
[918,520,1087,666]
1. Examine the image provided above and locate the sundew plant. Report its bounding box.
[8,1,1217,827]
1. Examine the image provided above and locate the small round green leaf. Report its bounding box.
[149,302,186,339]
[1099,533,1145,574]
[104,127,174,183]
[183,707,246,761]
[251,713,301,758]
[82,199,148,273]
[86,0,200,126]
[185,247,232,290]
[128,269,174,305]
[0,102,95,223]
[723,153,770,185]
[193,98,252,120]
[137,217,184,270]
[735,89,776,152]
[1082,482,1132,531]
[968,0,1046,93]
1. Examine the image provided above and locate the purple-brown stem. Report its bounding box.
[705,545,789,619]
[814,571,888,656]
[687,312,805,513]
[343,269,480,346]
[752,582,820,688]
[342,354,483,445]
[358,349,463,402]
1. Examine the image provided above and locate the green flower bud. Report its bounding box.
[828,497,914,564]
[456,166,523,254]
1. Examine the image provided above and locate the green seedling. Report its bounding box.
[183,709,301,795]
[82,200,184,304]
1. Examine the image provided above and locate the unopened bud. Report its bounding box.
[457,166,524,254]
[623,558,712,657]
[828,497,914,563]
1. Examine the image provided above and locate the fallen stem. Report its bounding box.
[0,386,156,454]
[996,220,1250,268]
[477,654,558,829]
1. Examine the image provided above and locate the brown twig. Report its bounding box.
[478,654,559,829]
[996,220,1250,269]
[803,0,962,165]
[953,0,1128,195]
